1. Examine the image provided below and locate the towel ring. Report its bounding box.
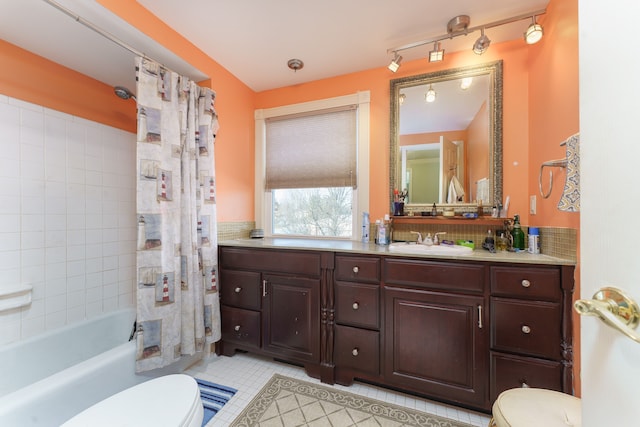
[538,159,567,199]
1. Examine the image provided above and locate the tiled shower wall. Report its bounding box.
[0,95,136,346]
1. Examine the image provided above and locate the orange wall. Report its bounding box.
[528,0,579,228]
[528,0,581,395]
[0,39,136,133]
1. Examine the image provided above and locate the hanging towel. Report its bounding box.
[447,175,465,203]
[476,178,489,206]
[558,133,580,212]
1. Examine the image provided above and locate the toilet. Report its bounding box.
[490,388,581,427]
[62,374,203,427]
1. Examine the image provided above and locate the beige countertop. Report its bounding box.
[219,237,576,266]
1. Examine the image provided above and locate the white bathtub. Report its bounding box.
[0,309,151,427]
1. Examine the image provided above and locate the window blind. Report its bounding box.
[265,106,357,190]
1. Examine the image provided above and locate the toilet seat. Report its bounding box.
[62,374,203,427]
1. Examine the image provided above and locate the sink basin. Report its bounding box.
[388,242,473,256]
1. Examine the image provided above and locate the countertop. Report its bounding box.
[219,238,576,266]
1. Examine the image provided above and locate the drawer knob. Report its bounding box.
[521,279,531,288]
[234,287,242,293]
[234,325,241,332]
[521,325,531,334]
[521,381,530,388]
[352,266,359,274]
[352,302,359,310]
[352,348,359,356]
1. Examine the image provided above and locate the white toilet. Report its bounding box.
[62,374,204,427]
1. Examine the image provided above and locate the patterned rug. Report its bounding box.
[196,378,237,426]
[230,374,476,427]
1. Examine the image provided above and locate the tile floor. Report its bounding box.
[186,352,492,427]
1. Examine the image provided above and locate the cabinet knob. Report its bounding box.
[234,287,242,293]
[352,348,359,356]
[521,325,531,334]
[521,279,531,288]
[352,266,359,274]
[234,325,241,332]
[352,302,359,310]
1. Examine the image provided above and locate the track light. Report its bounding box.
[428,42,445,62]
[425,85,436,103]
[473,28,491,55]
[388,52,403,72]
[398,93,406,106]
[386,9,546,61]
[524,16,543,44]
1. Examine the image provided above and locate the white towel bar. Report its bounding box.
[538,158,567,199]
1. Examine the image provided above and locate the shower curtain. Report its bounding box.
[134,57,221,372]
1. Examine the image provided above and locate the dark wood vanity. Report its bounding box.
[217,241,574,413]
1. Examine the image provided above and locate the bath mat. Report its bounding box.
[230,373,476,427]
[196,378,237,426]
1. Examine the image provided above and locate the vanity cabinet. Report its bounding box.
[383,258,489,409]
[218,243,574,414]
[218,247,324,369]
[489,265,574,402]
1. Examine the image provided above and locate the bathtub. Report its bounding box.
[0,309,151,427]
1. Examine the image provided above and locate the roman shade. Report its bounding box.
[265,106,357,190]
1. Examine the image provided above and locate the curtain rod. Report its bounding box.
[43,0,169,71]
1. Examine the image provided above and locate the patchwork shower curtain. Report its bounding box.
[134,57,221,372]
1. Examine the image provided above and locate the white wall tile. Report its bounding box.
[1,96,137,346]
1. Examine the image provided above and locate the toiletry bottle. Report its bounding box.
[431,203,437,216]
[528,227,540,254]
[484,229,494,245]
[496,232,508,251]
[377,219,388,245]
[511,214,525,251]
[362,212,370,243]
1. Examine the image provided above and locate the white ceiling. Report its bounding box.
[0,0,548,93]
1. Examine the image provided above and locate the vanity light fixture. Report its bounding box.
[428,42,445,62]
[473,28,491,55]
[425,85,436,103]
[524,16,543,44]
[388,52,403,72]
[386,9,546,65]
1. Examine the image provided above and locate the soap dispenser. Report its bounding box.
[511,214,525,251]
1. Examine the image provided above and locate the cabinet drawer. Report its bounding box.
[491,266,561,301]
[335,282,379,329]
[491,298,562,359]
[220,270,261,310]
[335,256,380,283]
[491,352,563,401]
[221,306,261,349]
[334,325,379,375]
[220,247,321,277]
[384,258,485,293]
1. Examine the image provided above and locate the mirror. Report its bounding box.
[390,60,502,211]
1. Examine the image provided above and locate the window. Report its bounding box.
[255,92,370,239]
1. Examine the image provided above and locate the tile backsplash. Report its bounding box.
[0,95,136,346]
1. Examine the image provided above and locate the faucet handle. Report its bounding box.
[434,232,447,245]
[410,231,423,243]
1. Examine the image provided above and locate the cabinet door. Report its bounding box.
[263,274,320,363]
[384,287,488,408]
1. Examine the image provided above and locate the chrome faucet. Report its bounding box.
[410,231,423,243]
[434,232,447,245]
